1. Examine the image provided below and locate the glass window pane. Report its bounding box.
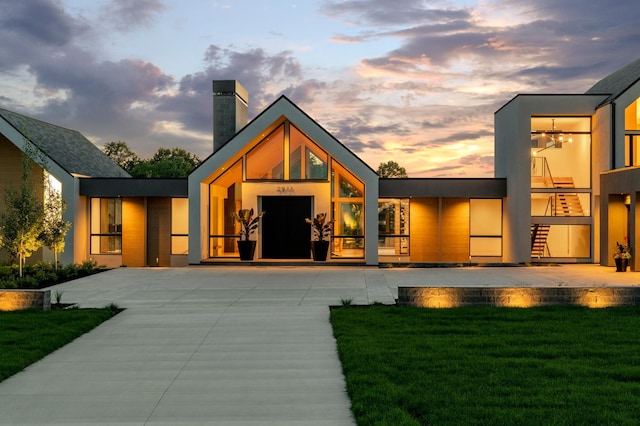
[246,124,284,180]
[532,224,591,258]
[337,202,363,235]
[378,199,409,235]
[531,117,591,189]
[171,236,189,255]
[289,125,328,180]
[470,199,502,236]
[470,237,502,256]
[171,198,189,235]
[331,237,364,258]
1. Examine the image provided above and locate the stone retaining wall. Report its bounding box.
[398,287,640,308]
[0,290,51,311]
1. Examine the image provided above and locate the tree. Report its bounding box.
[0,139,44,277]
[129,147,201,178]
[40,182,71,270]
[377,160,408,178]
[103,141,140,172]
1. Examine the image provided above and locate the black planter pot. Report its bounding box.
[615,257,629,272]
[311,241,330,261]
[237,240,257,261]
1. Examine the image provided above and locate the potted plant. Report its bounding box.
[232,208,265,261]
[613,237,631,272]
[305,213,332,261]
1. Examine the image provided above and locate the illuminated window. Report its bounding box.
[289,124,328,180]
[469,199,502,257]
[209,160,243,257]
[90,198,122,254]
[332,161,365,258]
[378,199,409,256]
[171,198,188,255]
[246,125,285,180]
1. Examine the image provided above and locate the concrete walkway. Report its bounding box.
[0,265,638,425]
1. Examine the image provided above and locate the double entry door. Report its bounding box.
[261,196,312,259]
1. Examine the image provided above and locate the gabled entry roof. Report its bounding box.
[0,107,129,178]
[190,95,377,183]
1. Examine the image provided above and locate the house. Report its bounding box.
[1,58,640,269]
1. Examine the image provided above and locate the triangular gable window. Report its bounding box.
[245,121,328,181]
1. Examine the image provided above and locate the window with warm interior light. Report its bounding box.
[209,160,242,257]
[469,199,502,257]
[90,198,122,254]
[332,161,365,258]
[378,198,409,256]
[171,198,189,255]
[625,98,640,166]
[530,116,591,217]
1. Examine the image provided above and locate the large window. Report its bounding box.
[245,121,329,181]
[530,116,592,260]
[209,160,242,257]
[378,199,409,256]
[469,199,502,257]
[625,98,640,166]
[332,161,364,258]
[90,198,122,254]
[171,198,188,255]
[531,117,591,217]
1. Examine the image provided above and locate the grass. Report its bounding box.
[0,307,119,382]
[330,305,640,425]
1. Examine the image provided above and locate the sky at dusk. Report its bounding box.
[1,0,639,177]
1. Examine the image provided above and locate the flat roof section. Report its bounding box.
[79,178,188,197]
[379,178,506,198]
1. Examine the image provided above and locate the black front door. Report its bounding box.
[261,196,311,259]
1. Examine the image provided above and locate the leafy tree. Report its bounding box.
[40,183,71,270]
[377,161,408,178]
[103,140,140,172]
[0,139,44,277]
[129,147,201,178]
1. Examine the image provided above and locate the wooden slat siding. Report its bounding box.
[409,198,439,262]
[122,198,146,267]
[441,198,470,262]
[147,198,171,266]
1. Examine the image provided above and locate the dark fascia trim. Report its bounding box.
[79,178,188,197]
[379,178,506,198]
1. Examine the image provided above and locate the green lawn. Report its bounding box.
[330,305,640,425]
[0,307,119,382]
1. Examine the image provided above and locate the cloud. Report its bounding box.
[102,0,166,32]
[321,0,469,27]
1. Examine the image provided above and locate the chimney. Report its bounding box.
[212,80,248,152]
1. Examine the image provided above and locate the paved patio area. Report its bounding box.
[0,264,638,425]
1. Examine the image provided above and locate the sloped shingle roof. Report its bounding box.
[585,58,640,105]
[0,107,129,178]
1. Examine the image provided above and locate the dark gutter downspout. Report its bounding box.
[611,102,616,170]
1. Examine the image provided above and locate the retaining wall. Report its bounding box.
[0,290,51,311]
[398,287,640,308]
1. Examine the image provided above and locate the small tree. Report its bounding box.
[377,160,408,178]
[0,139,45,276]
[40,183,71,270]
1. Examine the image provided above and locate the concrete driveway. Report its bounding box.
[0,264,637,425]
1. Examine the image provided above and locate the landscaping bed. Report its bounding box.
[0,260,102,289]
